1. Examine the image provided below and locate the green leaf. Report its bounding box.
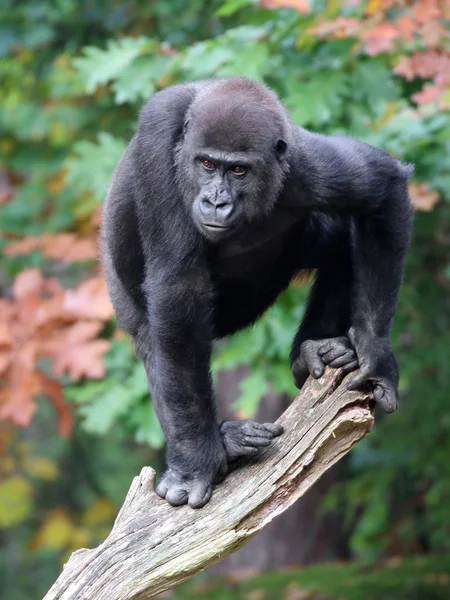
[216,0,255,17]
[133,402,165,448]
[232,370,269,418]
[66,132,127,202]
[112,54,174,104]
[73,37,154,93]
[284,72,348,127]
[78,383,135,434]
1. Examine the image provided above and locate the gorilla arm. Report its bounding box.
[287,129,413,412]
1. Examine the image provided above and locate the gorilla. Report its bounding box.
[102,78,413,508]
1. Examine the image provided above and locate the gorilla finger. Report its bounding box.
[322,348,356,365]
[242,423,273,438]
[347,370,370,390]
[262,422,284,436]
[243,436,272,447]
[318,337,350,356]
[328,353,356,368]
[188,483,212,509]
[320,350,346,364]
[166,487,189,506]
[242,421,266,431]
[317,340,335,356]
[293,369,309,390]
[302,351,325,378]
[374,384,398,413]
[373,385,384,402]
[342,360,359,374]
[241,446,261,456]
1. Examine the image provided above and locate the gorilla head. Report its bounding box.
[176,79,291,241]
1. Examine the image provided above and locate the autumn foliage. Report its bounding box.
[0,269,113,434]
[309,0,450,109]
[0,0,449,596]
[0,0,448,436]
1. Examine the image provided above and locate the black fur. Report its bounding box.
[102,78,413,508]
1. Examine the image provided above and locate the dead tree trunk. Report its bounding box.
[44,370,374,600]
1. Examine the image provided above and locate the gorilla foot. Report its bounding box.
[156,468,215,509]
[220,420,283,461]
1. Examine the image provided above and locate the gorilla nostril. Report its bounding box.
[199,197,214,216]
[216,202,233,218]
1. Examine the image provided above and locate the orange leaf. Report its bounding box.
[396,14,416,43]
[395,50,450,86]
[63,277,114,321]
[413,0,442,23]
[5,233,98,263]
[43,321,109,381]
[37,373,74,437]
[362,22,399,56]
[0,316,13,347]
[409,182,440,211]
[308,17,361,39]
[0,366,39,427]
[0,352,10,375]
[42,321,104,356]
[261,0,310,13]
[412,85,442,105]
[13,268,45,300]
[0,269,113,433]
[420,19,447,47]
[52,339,111,380]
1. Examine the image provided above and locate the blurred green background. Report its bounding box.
[1,1,450,598]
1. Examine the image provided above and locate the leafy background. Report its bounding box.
[1,0,450,598]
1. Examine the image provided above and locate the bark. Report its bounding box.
[214,367,349,572]
[44,370,374,600]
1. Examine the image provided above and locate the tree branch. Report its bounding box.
[44,370,374,600]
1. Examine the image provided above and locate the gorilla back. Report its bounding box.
[102,78,413,508]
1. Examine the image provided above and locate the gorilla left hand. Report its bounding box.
[347,330,399,413]
[292,336,359,389]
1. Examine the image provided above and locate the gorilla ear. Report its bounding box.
[183,118,190,136]
[275,139,287,158]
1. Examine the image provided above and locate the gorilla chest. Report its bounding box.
[213,235,287,279]
[208,223,299,338]
[209,215,298,283]
[209,208,303,280]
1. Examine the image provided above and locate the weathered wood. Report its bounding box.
[44,370,373,600]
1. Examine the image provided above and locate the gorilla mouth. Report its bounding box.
[203,223,231,230]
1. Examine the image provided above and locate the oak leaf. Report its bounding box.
[0,269,113,435]
[362,22,399,56]
[409,182,440,212]
[412,85,442,105]
[261,0,310,14]
[308,17,361,39]
[44,321,110,381]
[5,233,98,263]
[63,277,114,321]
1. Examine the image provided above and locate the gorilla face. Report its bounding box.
[177,93,289,242]
[190,150,271,240]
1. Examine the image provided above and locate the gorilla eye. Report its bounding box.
[230,166,246,175]
[202,160,215,170]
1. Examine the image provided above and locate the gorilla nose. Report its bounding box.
[199,197,233,221]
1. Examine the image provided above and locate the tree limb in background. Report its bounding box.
[44,369,374,600]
